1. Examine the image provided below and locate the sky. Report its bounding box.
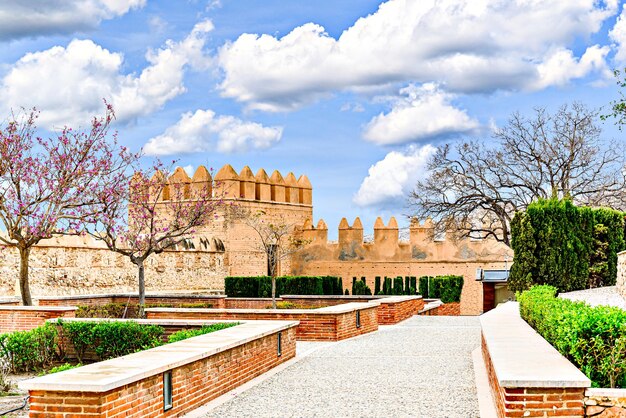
[1,0,626,239]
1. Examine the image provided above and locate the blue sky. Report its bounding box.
[1,0,625,238]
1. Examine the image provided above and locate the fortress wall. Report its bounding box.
[0,239,227,298]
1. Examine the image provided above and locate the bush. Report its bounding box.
[509,199,625,293]
[41,362,82,376]
[419,275,464,303]
[0,323,59,373]
[224,276,342,297]
[374,277,381,295]
[168,323,238,344]
[518,286,626,388]
[393,277,403,295]
[352,278,372,295]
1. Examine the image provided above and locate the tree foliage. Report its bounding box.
[410,103,626,246]
[0,104,136,305]
[509,199,625,293]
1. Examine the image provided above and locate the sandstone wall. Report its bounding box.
[0,236,227,298]
[618,251,626,302]
[292,216,513,315]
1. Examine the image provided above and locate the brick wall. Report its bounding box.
[28,325,296,418]
[146,305,378,341]
[38,294,226,308]
[223,298,275,309]
[482,334,585,417]
[377,298,424,324]
[419,302,460,316]
[0,307,77,332]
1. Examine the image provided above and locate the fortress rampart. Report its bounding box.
[292,216,513,315]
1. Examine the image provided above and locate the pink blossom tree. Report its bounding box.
[85,164,227,316]
[0,105,137,305]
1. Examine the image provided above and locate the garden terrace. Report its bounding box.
[0,305,77,332]
[146,302,379,341]
[20,320,297,418]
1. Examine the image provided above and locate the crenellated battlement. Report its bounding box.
[154,164,313,206]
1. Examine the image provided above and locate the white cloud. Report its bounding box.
[183,165,194,176]
[143,109,283,155]
[353,144,436,207]
[363,83,479,145]
[0,0,146,40]
[533,45,612,89]
[610,4,626,63]
[217,0,618,111]
[0,20,213,128]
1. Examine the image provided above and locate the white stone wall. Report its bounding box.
[618,251,626,302]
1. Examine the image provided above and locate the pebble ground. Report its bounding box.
[203,316,481,418]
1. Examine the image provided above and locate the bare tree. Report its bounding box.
[238,210,309,308]
[85,164,226,316]
[409,103,626,246]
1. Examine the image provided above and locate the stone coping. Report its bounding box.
[46,317,241,327]
[280,294,422,301]
[419,299,443,313]
[36,292,226,301]
[480,302,590,388]
[0,306,77,312]
[146,301,380,316]
[585,388,626,398]
[20,319,297,393]
[377,295,422,304]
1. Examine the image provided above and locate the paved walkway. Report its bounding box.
[200,316,481,418]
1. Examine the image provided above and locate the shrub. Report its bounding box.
[168,323,239,343]
[272,301,296,309]
[418,275,464,303]
[352,278,372,295]
[224,276,342,297]
[0,323,59,373]
[509,199,625,293]
[518,286,626,388]
[374,277,381,295]
[41,362,82,376]
[393,277,403,295]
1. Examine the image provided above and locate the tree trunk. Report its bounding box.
[137,259,146,317]
[271,274,277,309]
[18,247,33,306]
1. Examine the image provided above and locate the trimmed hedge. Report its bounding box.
[76,302,214,319]
[510,199,625,293]
[0,323,58,372]
[418,275,464,303]
[168,323,238,343]
[224,276,343,298]
[518,286,626,388]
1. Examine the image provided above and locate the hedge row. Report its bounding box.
[418,276,464,303]
[76,302,214,319]
[0,320,237,373]
[224,276,343,297]
[510,199,625,293]
[518,286,626,388]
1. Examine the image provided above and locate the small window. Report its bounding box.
[356,311,361,329]
[163,371,173,411]
[277,332,282,357]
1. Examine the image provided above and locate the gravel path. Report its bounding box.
[203,316,481,418]
[559,286,626,310]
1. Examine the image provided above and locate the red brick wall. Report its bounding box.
[146,306,379,341]
[223,298,275,309]
[38,295,226,308]
[28,326,296,418]
[419,302,460,316]
[0,308,76,332]
[378,298,424,324]
[482,334,585,418]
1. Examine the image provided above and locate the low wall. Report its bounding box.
[21,320,297,417]
[146,302,379,341]
[584,388,626,417]
[38,293,226,308]
[481,302,590,418]
[0,306,77,332]
[618,251,626,302]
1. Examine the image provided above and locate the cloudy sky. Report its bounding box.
[1,0,625,237]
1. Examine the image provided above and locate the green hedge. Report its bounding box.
[510,199,625,293]
[224,276,343,298]
[518,286,626,388]
[0,323,58,373]
[418,275,464,303]
[168,323,238,343]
